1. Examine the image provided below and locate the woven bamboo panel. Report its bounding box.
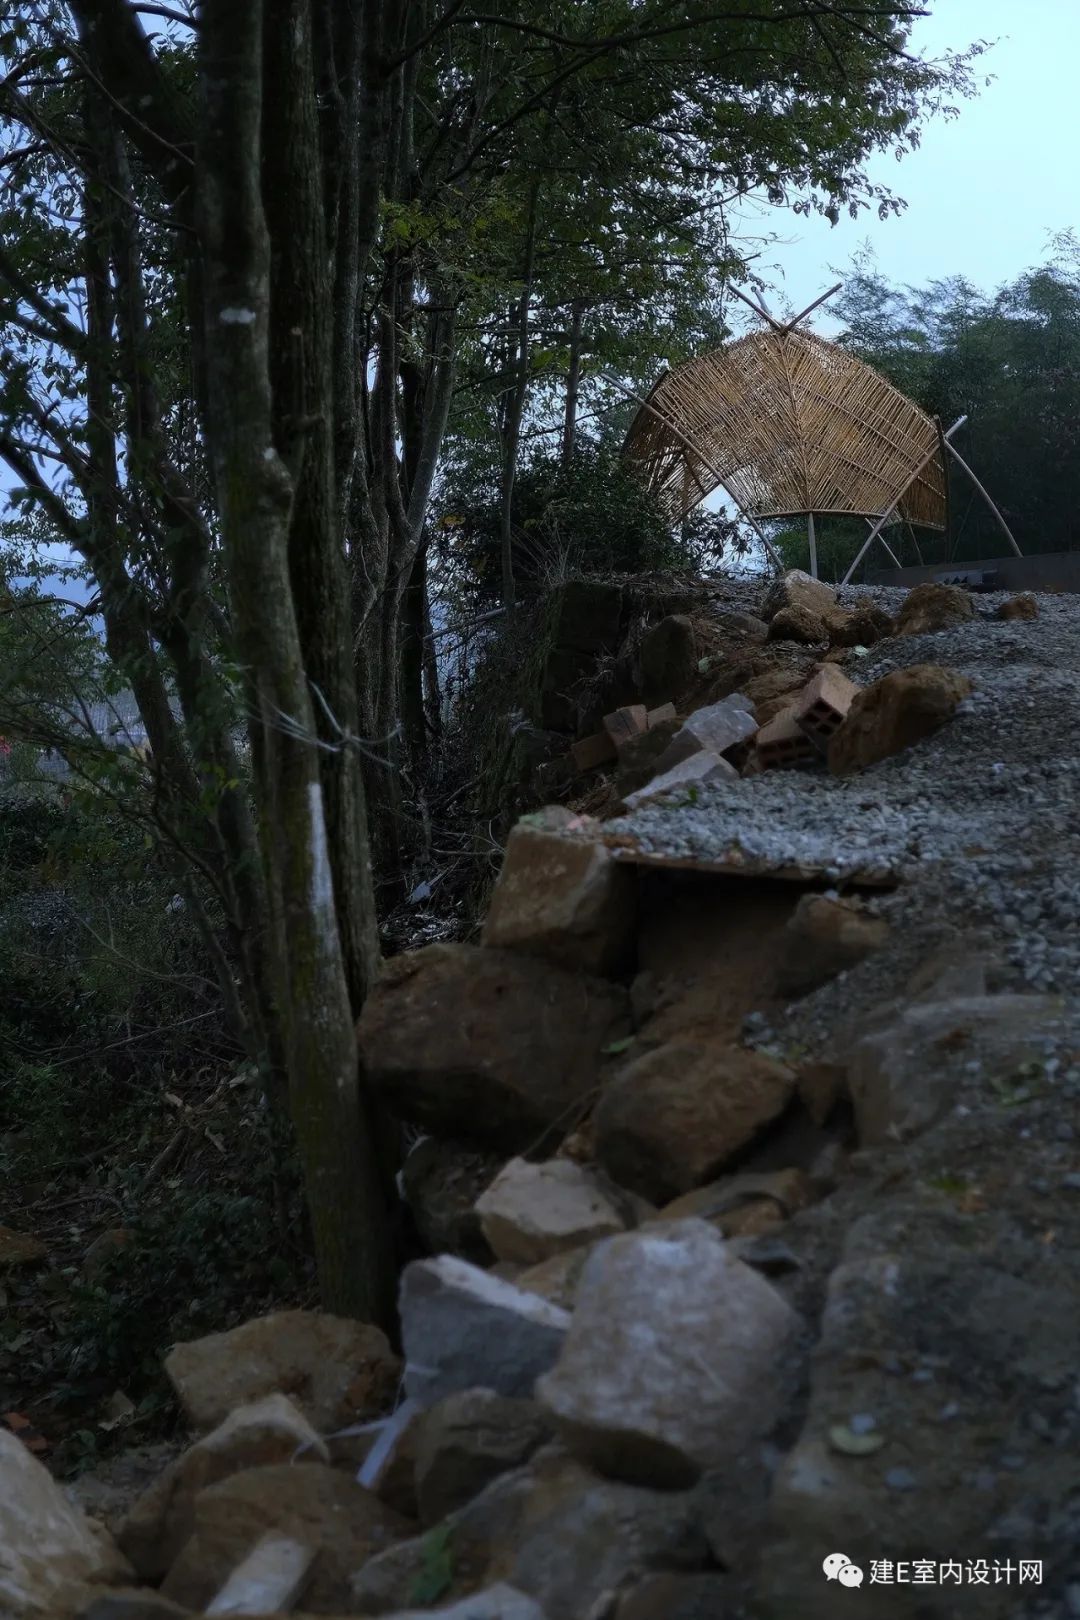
[623,328,947,529]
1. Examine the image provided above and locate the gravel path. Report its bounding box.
[606,583,1080,1045]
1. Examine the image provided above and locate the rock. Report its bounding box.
[713,609,769,642]
[638,614,696,700]
[615,1572,739,1620]
[742,663,813,713]
[65,1446,183,1540]
[474,1157,630,1265]
[413,1390,551,1525]
[848,993,1062,1146]
[358,943,628,1152]
[536,1221,800,1488]
[349,1446,711,1618]
[0,1428,130,1617]
[829,602,894,647]
[553,579,624,655]
[71,1593,190,1620]
[603,704,649,748]
[594,1041,795,1203]
[515,1246,594,1311]
[399,1254,570,1405]
[649,696,758,775]
[117,1394,328,1580]
[997,592,1038,621]
[569,730,616,772]
[775,894,889,996]
[652,1168,814,1234]
[383,1588,547,1620]
[754,706,818,771]
[482,821,637,977]
[895,580,974,636]
[0,1226,46,1266]
[614,717,684,795]
[160,1463,408,1613]
[760,569,839,624]
[81,1229,134,1279]
[400,1137,502,1263]
[828,664,972,775]
[165,1309,399,1436]
[622,749,737,809]
[767,603,829,644]
[538,646,593,731]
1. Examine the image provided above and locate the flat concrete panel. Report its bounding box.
[869,552,1080,594]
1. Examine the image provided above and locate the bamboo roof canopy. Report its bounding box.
[622,310,949,532]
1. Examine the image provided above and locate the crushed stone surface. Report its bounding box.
[605,583,1080,1034]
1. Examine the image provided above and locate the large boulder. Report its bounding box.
[828,664,972,775]
[895,581,974,636]
[760,570,840,624]
[767,602,830,645]
[165,1310,399,1436]
[117,1393,327,1580]
[0,1429,130,1617]
[474,1156,633,1265]
[776,894,889,996]
[358,943,628,1152]
[638,614,697,700]
[830,602,895,647]
[536,1220,800,1488]
[399,1254,570,1405]
[594,1040,795,1204]
[349,1446,712,1619]
[160,1464,410,1613]
[482,818,637,977]
[413,1390,551,1525]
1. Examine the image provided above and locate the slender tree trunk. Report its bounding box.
[499,186,539,609]
[561,298,585,466]
[197,0,396,1325]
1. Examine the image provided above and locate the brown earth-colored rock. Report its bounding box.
[164,1310,399,1436]
[160,1464,410,1613]
[413,1389,551,1526]
[829,602,895,647]
[776,893,890,995]
[117,1394,327,1580]
[760,569,839,624]
[638,614,697,700]
[358,943,628,1152]
[828,663,972,775]
[515,1244,595,1312]
[767,602,829,644]
[474,1156,630,1265]
[482,820,637,976]
[593,1040,795,1203]
[997,592,1039,621]
[895,581,974,636]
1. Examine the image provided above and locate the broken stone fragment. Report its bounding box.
[358,942,628,1152]
[0,1428,131,1618]
[649,694,758,775]
[515,1244,595,1311]
[638,613,697,700]
[117,1393,328,1581]
[760,569,839,624]
[593,1039,795,1203]
[399,1254,571,1405]
[996,592,1038,620]
[536,1219,800,1488]
[603,703,648,748]
[570,730,616,772]
[651,1167,814,1233]
[622,749,737,809]
[164,1309,399,1436]
[160,1463,410,1614]
[829,602,894,647]
[349,1445,711,1618]
[894,580,974,636]
[413,1389,551,1526]
[482,820,637,977]
[776,893,889,996]
[474,1156,631,1265]
[828,663,972,775]
[767,602,829,644]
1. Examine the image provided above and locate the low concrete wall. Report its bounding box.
[868,552,1080,593]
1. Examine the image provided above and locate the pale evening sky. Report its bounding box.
[734,0,1079,328]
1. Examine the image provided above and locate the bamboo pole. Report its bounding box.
[807,512,818,579]
[942,440,1023,558]
[841,416,967,585]
[600,371,785,571]
[782,282,844,334]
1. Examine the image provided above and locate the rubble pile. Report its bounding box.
[16,569,1080,1620]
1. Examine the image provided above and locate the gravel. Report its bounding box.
[602,581,1080,1045]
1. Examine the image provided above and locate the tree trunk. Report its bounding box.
[499,187,540,609]
[561,298,585,466]
[197,0,396,1325]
